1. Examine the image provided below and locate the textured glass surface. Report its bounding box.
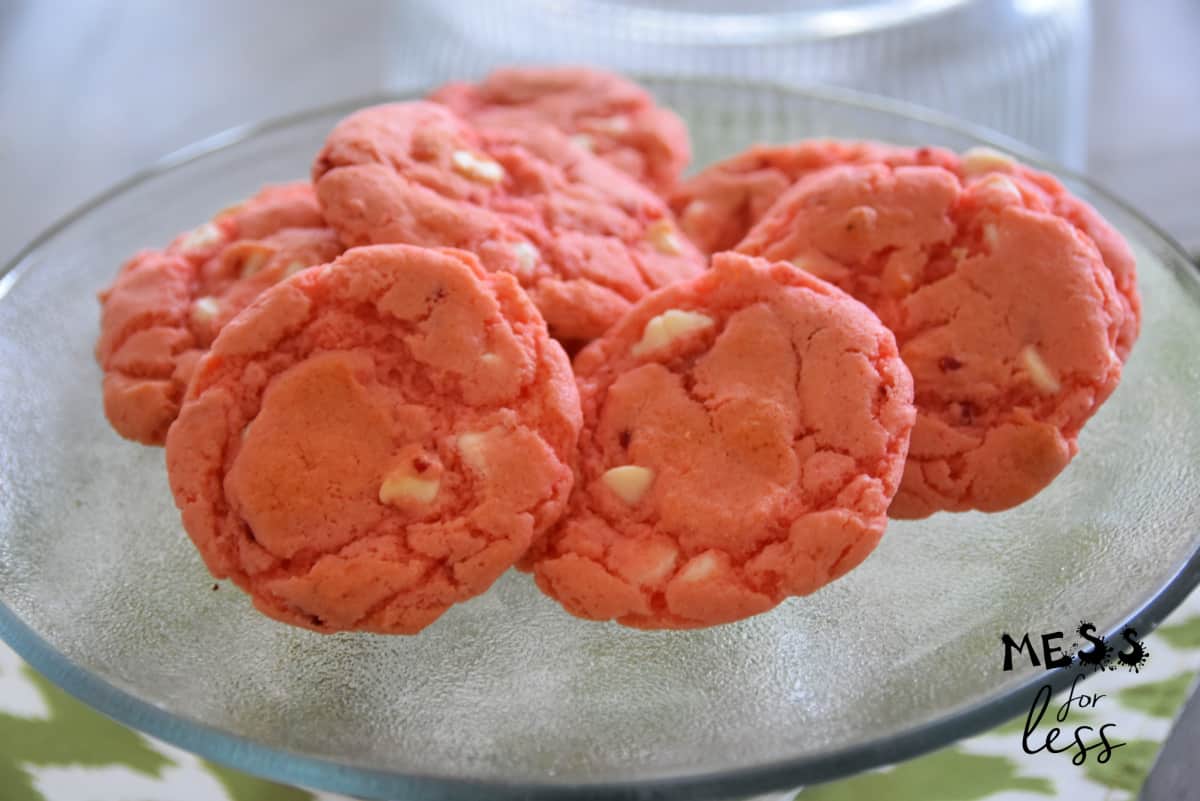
[0,80,1197,800]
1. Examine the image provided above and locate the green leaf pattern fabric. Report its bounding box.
[1,589,1197,800]
[794,592,1200,801]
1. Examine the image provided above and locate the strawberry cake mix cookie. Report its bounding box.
[532,252,915,629]
[955,147,1140,359]
[429,66,691,195]
[312,101,703,344]
[96,183,342,444]
[673,141,1140,359]
[166,245,581,634]
[670,140,960,255]
[737,163,1127,518]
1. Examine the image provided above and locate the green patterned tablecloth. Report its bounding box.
[3,588,1198,801]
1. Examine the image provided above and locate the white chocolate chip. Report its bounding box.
[512,241,539,273]
[625,543,679,586]
[601,465,654,504]
[239,250,269,279]
[451,150,505,184]
[379,470,440,505]
[180,222,223,251]
[456,431,489,473]
[1021,345,1061,394]
[974,174,1023,206]
[962,146,1015,175]
[631,309,714,357]
[681,200,708,227]
[675,551,720,584]
[646,219,683,255]
[283,260,309,278]
[570,134,595,152]
[191,296,219,323]
[637,548,678,584]
[583,115,631,134]
[846,205,878,229]
[479,352,501,366]
[983,223,1000,249]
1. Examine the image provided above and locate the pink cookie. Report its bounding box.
[96,183,342,444]
[531,252,915,629]
[671,140,959,255]
[166,245,581,634]
[956,148,1140,359]
[313,101,704,345]
[737,163,1128,517]
[673,141,1140,359]
[430,66,690,195]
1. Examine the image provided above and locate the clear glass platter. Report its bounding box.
[0,78,1197,800]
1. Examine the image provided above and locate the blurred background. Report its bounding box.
[0,0,1196,262]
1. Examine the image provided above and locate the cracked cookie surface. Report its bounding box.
[531,252,914,629]
[430,66,690,195]
[672,141,1139,359]
[670,140,960,256]
[166,245,582,634]
[96,182,342,445]
[737,163,1126,518]
[313,101,703,345]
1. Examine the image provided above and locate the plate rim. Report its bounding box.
[1,76,1198,800]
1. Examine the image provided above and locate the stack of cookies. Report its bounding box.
[95,68,1139,634]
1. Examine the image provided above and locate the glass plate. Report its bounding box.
[1,78,1198,801]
